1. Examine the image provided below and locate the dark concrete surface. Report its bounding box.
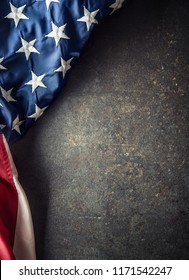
[11,0,189,259]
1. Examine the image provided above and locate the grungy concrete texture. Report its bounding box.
[11,0,189,259]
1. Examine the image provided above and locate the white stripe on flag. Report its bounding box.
[3,135,36,260]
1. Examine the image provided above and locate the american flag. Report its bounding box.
[0,0,127,260]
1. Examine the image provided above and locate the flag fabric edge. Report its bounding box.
[0,134,36,260]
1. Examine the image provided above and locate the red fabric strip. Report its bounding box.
[0,134,18,260]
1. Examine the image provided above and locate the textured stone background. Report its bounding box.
[11,0,189,259]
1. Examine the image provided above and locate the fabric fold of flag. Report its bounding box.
[0,134,36,260]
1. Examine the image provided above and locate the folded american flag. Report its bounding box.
[0,0,127,259]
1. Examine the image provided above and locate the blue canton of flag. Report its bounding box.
[0,0,128,144]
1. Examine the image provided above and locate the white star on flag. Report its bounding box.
[28,104,48,121]
[5,3,29,27]
[0,124,6,130]
[16,38,40,60]
[110,0,125,14]
[55,57,74,78]
[0,87,17,103]
[45,0,60,10]
[0,58,7,70]
[77,6,99,31]
[46,22,69,46]
[25,71,47,92]
[12,115,24,134]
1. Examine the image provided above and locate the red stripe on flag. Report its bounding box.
[0,134,18,260]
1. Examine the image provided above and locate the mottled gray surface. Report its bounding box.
[11,0,189,259]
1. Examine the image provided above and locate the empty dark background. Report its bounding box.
[11,0,189,259]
